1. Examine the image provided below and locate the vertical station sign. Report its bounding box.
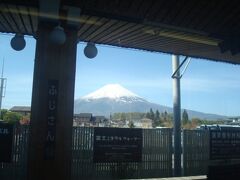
[0,123,13,162]
[44,80,58,160]
[93,127,142,163]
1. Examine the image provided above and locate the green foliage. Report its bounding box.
[0,109,8,120]
[3,111,22,124]
[128,121,135,128]
[162,111,168,121]
[155,110,160,121]
[146,112,151,119]
[182,109,189,125]
[120,113,126,121]
[112,108,227,129]
[112,112,146,120]
[149,108,154,120]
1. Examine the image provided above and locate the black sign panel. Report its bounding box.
[44,80,58,160]
[93,127,142,163]
[210,130,240,160]
[0,123,13,162]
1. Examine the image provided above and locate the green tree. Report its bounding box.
[149,108,155,120]
[128,121,135,128]
[0,109,8,120]
[120,113,126,121]
[155,110,160,121]
[3,111,22,124]
[182,109,189,125]
[163,111,168,121]
[146,112,151,119]
[152,110,160,127]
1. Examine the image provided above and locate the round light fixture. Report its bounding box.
[49,25,66,45]
[10,34,26,51]
[84,42,98,59]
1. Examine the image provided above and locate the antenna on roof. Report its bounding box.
[1,58,4,78]
[0,58,7,120]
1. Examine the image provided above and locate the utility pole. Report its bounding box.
[172,55,181,176]
[0,59,6,119]
[172,55,191,177]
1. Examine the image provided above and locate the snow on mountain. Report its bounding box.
[81,84,146,102]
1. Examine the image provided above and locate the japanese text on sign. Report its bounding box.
[210,130,240,160]
[93,127,142,163]
[44,80,58,160]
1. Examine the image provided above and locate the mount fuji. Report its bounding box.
[74,84,226,120]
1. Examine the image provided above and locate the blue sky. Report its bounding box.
[0,33,240,116]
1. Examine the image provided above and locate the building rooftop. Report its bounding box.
[10,106,31,112]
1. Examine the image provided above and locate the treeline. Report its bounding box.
[111,109,174,127]
[111,112,146,121]
[0,109,30,125]
[112,108,226,129]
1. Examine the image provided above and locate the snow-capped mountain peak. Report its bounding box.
[82,84,141,100]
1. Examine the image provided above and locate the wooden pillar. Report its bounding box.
[27,23,77,180]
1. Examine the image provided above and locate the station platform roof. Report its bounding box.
[1,0,240,64]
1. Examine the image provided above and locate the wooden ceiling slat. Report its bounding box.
[199,2,235,35]
[89,20,125,42]
[78,18,109,41]
[174,1,195,27]
[213,2,240,36]
[107,0,134,17]
[118,33,159,47]
[119,0,134,16]
[97,39,239,64]
[78,0,88,14]
[137,39,212,52]
[97,23,144,45]
[97,22,136,43]
[178,1,204,29]
[28,7,38,33]
[0,12,14,32]
[18,5,33,35]
[184,1,213,29]
[143,0,162,20]
[77,16,102,40]
[0,13,10,32]
[92,21,129,42]
[161,0,183,25]
[76,15,89,34]
[0,4,19,33]
[193,1,225,32]
[100,24,147,45]
[0,21,6,32]
[131,0,144,15]
[77,16,98,37]
[79,19,116,41]
[78,18,110,40]
[120,33,191,50]
[151,0,170,21]
[6,4,26,34]
[27,7,35,35]
[158,0,178,23]
[136,0,152,18]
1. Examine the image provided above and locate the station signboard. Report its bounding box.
[210,130,240,160]
[93,127,142,163]
[0,123,13,163]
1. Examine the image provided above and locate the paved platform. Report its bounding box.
[127,175,207,180]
